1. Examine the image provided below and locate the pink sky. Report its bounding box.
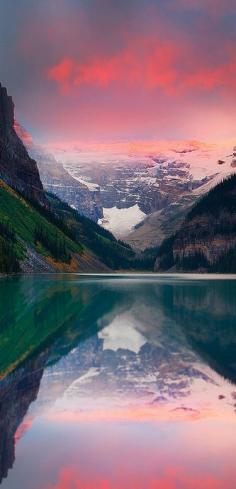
[1,0,236,144]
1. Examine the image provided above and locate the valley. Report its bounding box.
[47,140,236,249]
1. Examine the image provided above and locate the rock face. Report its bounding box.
[0,83,47,206]
[155,174,236,272]
[15,123,103,222]
[35,149,103,222]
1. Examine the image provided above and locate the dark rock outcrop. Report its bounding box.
[0,83,47,206]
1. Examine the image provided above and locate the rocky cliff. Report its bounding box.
[0,83,48,207]
[34,148,103,222]
[14,123,103,222]
[155,173,236,272]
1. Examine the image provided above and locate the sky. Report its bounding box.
[0,0,236,145]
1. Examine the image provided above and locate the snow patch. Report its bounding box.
[98,204,146,238]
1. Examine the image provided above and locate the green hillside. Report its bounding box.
[0,180,83,272]
[0,180,155,273]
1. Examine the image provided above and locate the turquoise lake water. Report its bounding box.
[0,274,236,489]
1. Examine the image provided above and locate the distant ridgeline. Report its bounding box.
[155,174,236,273]
[0,83,155,273]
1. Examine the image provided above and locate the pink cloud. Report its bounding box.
[46,465,235,489]
[47,36,236,95]
[47,38,179,93]
[47,58,75,94]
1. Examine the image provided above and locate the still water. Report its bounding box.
[0,274,236,489]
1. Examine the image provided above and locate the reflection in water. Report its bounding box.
[0,353,47,484]
[0,275,236,488]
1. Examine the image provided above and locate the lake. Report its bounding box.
[0,274,236,489]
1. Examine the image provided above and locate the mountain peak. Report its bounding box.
[0,82,14,137]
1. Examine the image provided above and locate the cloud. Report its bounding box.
[47,36,236,95]
[48,58,75,94]
[183,60,236,91]
[47,38,178,93]
[46,465,233,489]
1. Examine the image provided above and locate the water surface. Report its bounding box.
[0,274,236,489]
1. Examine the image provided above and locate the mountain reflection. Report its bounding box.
[0,275,236,486]
[171,280,236,383]
[0,352,47,484]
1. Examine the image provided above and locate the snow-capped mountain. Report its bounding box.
[14,124,235,249]
[49,140,236,249]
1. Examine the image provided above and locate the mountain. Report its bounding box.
[0,83,152,273]
[155,174,236,272]
[15,123,103,222]
[0,83,47,207]
[3,79,234,274]
[49,140,235,249]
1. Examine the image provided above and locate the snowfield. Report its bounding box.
[98,204,146,238]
